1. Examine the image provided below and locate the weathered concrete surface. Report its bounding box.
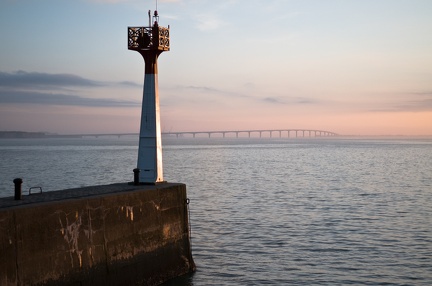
[0,183,195,286]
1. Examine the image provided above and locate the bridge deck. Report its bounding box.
[163,129,338,138]
[37,129,338,138]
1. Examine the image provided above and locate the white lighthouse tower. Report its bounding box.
[128,10,170,184]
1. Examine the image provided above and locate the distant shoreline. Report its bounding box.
[0,131,91,139]
[0,131,50,139]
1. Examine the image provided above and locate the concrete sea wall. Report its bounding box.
[0,183,195,285]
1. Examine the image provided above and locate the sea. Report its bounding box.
[0,136,431,285]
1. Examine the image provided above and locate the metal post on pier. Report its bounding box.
[13,178,22,200]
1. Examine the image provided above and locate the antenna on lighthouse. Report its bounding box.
[148,0,158,27]
[153,0,159,26]
[153,10,159,26]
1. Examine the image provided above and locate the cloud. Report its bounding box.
[85,0,131,3]
[86,0,180,5]
[169,84,322,107]
[184,85,223,93]
[392,92,432,112]
[0,71,102,89]
[368,92,432,112]
[0,90,139,107]
[174,84,252,99]
[262,96,318,105]
[194,14,226,31]
[183,85,247,99]
[263,97,284,104]
[118,81,142,88]
[0,71,141,89]
[0,71,141,107]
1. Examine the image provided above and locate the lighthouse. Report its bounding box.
[128,10,170,184]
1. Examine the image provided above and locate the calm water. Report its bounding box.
[1,137,431,285]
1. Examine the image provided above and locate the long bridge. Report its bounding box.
[162,129,338,138]
[25,129,338,139]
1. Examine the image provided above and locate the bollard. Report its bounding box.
[133,168,140,185]
[13,178,23,200]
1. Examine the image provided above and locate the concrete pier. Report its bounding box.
[0,183,195,285]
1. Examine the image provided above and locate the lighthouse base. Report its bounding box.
[0,183,195,286]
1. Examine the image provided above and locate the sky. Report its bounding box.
[1,0,432,136]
